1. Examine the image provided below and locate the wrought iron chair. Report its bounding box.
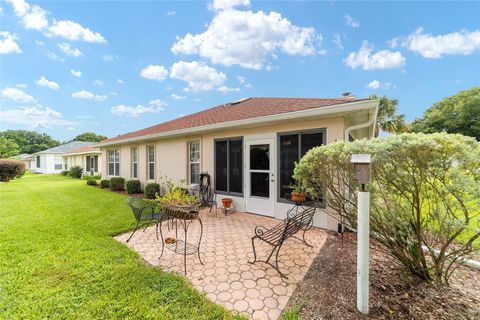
[126,197,164,242]
[198,172,218,215]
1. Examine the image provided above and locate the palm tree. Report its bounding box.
[369,94,409,137]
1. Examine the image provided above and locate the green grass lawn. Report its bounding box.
[0,174,241,319]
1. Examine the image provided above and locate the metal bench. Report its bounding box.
[250,206,316,278]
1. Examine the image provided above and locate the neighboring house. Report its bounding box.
[11,154,36,170]
[33,141,94,174]
[96,97,379,230]
[63,145,102,176]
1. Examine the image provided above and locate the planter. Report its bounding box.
[163,204,199,220]
[221,197,233,208]
[290,192,306,203]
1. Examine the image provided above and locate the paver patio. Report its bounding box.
[115,209,327,320]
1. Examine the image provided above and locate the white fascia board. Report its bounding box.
[96,100,379,147]
[63,151,101,157]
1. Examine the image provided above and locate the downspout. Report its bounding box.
[344,113,376,141]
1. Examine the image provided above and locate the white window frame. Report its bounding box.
[108,149,120,176]
[188,140,200,185]
[147,145,155,181]
[131,147,138,179]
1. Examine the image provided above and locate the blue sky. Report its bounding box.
[1,0,479,141]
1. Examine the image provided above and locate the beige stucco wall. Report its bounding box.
[100,115,347,230]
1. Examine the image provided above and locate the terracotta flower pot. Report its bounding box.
[221,198,233,208]
[291,192,306,203]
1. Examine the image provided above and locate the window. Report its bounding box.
[108,149,120,176]
[131,147,138,179]
[36,156,40,168]
[215,137,243,195]
[188,141,200,185]
[147,145,155,180]
[278,129,325,201]
[54,164,62,170]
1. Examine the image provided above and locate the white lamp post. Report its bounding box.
[351,154,371,314]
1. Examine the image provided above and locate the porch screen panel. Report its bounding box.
[301,132,323,156]
[229,139,243,194]
[215,140,228,192]
[279,134,299,199]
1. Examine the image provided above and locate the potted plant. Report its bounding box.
[221,197,233,208]
[289,181,307,203]
[155,183,200,220]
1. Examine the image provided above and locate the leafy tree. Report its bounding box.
[411,87,480,140]
[0,130,60,154]
[72,132,107,142]
[369,94,409,136]
[294,133,479,285]
[0,137,20,158]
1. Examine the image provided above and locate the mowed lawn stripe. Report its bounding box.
[0,174,241,319]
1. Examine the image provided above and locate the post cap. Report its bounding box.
[351,154,371,164]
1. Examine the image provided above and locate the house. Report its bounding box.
[63,145,102,176]
[33,141,95,174]
[11,154,36,170]
[96,97,379,230]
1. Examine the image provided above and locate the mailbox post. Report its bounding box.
[351,154,371,314]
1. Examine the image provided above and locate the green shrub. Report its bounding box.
[0,159,25,182]
[144,183,160,199]
[60,170,70,176]
[126,179,142,194]
[109,177,125,191]
[294,132,480,285]
[100,179,110,189]
[83,175,101,180]
[86,179,97,186]
[69,166,83,179]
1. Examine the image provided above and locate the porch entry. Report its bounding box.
[245,139,275,217]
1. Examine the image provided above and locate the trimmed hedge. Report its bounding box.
[144,183,160,199]
[109,177,125,191]
[100,179,110,189]
[86,179,97,186]
[83,175,101,180]
[0,159,25,182]
[60,170,70,176]
[126,179,142,194]
[69,166,83,179]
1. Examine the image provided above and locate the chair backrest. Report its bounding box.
[199,172,213,206]
[127,197,155,221]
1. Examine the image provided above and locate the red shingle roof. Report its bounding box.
[101,97,367,144]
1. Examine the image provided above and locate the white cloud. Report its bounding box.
[0,105,75,128]
[367,80,380,89]
[236,75,252,88]
[70,69,81,77]
[35,40,44,46]
[344,14,359,28]
[6,0,48,30]
[15,83,27,89]
[111,104,164,117]
[47,52,64,62]
[140,64,168,81]
[344,41,406,70]
[71,90,108,101]
[171,9,320,69]
[36,76,59,90]
[149,99,167,109]
[333,33,343,50]
[102,54,117,62]
[74,115,91,119]
[167,11,176,17]
[171,93,186,100]
[117,79,124,84]
[0,31,22,54]
[1,87,35,103]
[366,80,395,90]
[93,80,104,86]
[47,20,106,43]
[67,126,76,131]
[170,61,227,92]
[217,86,240,93]
[58,42,82,57]
[402,28,480,58]
[209,0,250,11]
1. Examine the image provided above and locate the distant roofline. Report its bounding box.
[97,99,378,147]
